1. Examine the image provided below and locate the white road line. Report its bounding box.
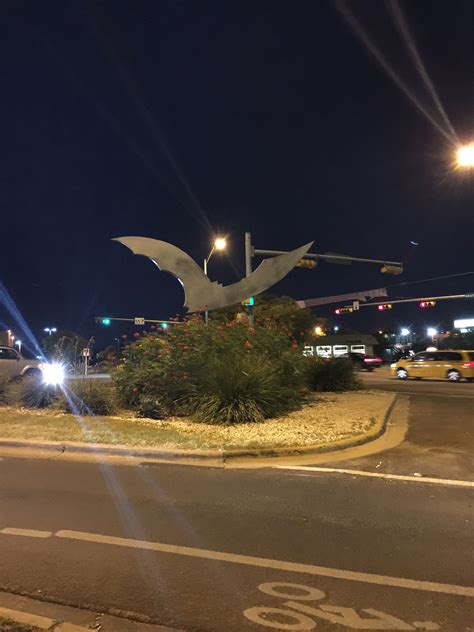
[1,527,52,538]
[55,529,474,597]
[275,466,474,488]
[0,606,54,629]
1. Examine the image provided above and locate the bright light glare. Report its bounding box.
[315,326,322,335]
[334,326,339,332]
[214,237,227,251]
[401,328,410,336]
[427,327,437,337]
[41,363,65,386]
[457,144,474,168]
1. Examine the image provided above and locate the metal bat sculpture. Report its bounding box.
[113,236,313,313]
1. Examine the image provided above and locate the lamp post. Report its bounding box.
[203,237,227,325]
[44,327,57,336]
[14,339,22,354]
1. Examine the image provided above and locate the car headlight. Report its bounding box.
[390,363,397,368]
[41,363,65,386]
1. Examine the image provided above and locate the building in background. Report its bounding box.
[304,333,379,358]
[0,331,15,347]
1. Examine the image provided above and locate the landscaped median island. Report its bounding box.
[0,391,393,452]
[0,301,394,456]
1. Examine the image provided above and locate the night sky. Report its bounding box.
[2,0,473,349]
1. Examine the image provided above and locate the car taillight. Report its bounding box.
[463,361,474,368]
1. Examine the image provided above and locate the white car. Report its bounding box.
[0,346,42,380]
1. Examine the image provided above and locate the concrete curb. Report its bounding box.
[0,395,396,464]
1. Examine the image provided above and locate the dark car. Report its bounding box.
[340,352,382,371]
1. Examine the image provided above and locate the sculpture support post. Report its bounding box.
[244,232,254,327]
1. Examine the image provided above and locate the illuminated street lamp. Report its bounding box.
[401,328,410,336]
[427,327,438,344]
[203,237,227,325]
[457,143,474,168]
[14,339,22,353]
[44,327,57,336]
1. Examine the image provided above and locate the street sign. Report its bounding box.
[134,317,145,326]
[81,348,90,357]
[353,300,360,311]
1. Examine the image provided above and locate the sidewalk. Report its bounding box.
[0,590,181,631]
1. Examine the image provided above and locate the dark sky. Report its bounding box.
[2,0,473,349]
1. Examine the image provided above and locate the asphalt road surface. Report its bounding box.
[0,389,473,631]
[360,366,474,398]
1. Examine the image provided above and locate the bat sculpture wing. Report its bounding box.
[113,236,313,312]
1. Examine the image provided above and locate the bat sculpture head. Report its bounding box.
[113,236,313,313]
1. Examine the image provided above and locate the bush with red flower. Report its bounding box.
[114,316,308,423]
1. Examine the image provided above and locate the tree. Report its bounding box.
[42,331,90,368]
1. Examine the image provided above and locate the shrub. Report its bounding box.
[306,357,361,392]
[114,318,306,423]
[17,376,58,408]
[0,377,11,405]
[189,355,301,424]
[62,380,117,416]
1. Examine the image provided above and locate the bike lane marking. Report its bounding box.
[243,581,441,630]
[1,526,473,598]
[49,528,474,597]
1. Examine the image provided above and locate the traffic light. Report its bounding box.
[335,307,353,315]
[95,317,111,326]
[381,265,403,275]
[419,301,436,309]
[296,259,317,269]
[161,322,168,330]
[242,297,255,306]
[377,304,393,311]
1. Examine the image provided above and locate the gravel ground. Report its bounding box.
[0,391,393,450]
[149,390,393,449]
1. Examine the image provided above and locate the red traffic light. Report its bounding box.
[335,307,353,315]
[377,304,392,311]
[419,301,436,309]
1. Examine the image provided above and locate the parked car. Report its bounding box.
[340,352,382,371]
[391,350,474,382]
[0,346,42,380]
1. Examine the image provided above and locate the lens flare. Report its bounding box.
[41,363,65,386]
[457,144,474,168]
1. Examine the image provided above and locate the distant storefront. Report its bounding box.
[304,334,379,358]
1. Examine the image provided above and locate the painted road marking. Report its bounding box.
[1,526,473,597]
[276,466,474,488]
[244,581,440,630]
[51,529,474,597]
[0,527,52,538]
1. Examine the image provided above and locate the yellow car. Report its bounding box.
[391,350,474,382]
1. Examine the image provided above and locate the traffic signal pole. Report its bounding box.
[338,293,471,310]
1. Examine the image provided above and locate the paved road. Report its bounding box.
[360,365,474,397]
[0,383,473,631]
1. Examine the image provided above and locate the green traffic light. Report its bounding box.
[102,318,111,326]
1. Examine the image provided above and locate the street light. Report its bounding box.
[14,339,22,353]
[427,327,438,344]
[401,328,410,336]
[456,143,474,168]
[203,237,227,325]
[44,327,57,336]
